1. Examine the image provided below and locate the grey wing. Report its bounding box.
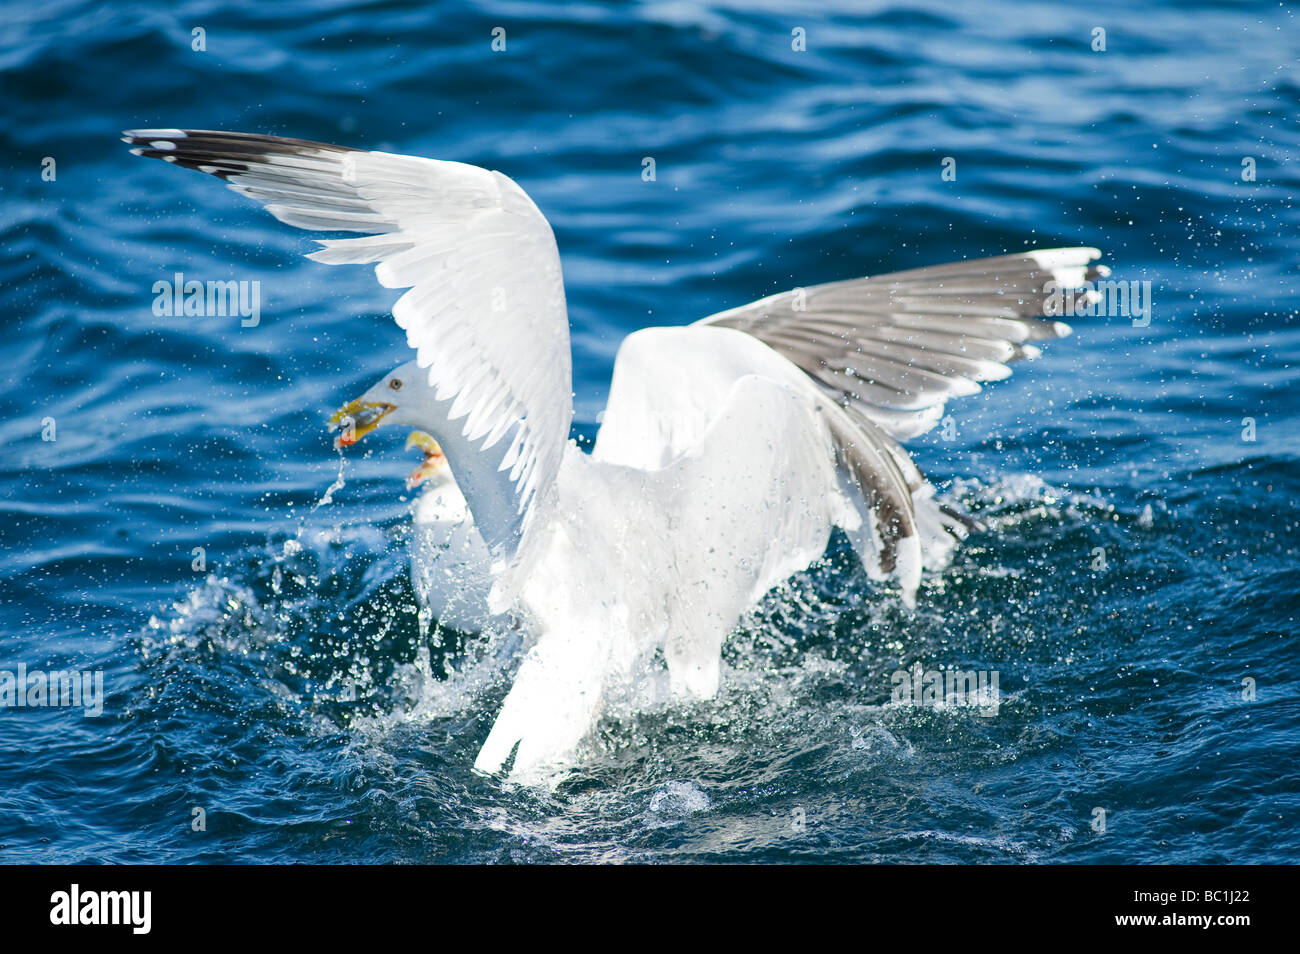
[697,248,1107,439]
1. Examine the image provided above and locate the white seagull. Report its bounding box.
[125,129,1106,784]
[399,431,493,636]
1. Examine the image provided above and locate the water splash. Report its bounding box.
[312,453,349,511]
[648,780,711,816]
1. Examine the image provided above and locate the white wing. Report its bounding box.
[124,129,572,547]
[698,248,1106,438]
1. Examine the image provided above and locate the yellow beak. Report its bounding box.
[404,431,449,489]
[328,399,396,449]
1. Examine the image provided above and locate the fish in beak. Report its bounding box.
[328,399,396,449]
[404,431,449,489]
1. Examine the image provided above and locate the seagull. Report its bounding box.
[124,129,1106,784]
[399,432,493,636]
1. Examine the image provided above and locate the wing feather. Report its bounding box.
[125,129,572,543]
[698,248,1105,438]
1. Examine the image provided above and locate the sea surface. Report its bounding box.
[0,0,1297,863]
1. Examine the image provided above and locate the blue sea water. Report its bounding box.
[0,0,1297,863]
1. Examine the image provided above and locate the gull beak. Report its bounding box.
[404,431,448,490]
[328,399,396,449]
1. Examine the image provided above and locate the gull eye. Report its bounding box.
[389,378,403,391]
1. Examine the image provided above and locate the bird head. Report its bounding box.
[403,431,451,489]
[327,360,424,449]
[328,362,452,490]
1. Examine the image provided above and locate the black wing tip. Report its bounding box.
[123,128,354,181]
[123,128,351,154]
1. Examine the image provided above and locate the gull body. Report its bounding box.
[407,451,493,637]
[125,128,1105,784]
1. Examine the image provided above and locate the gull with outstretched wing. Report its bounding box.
[125,129,1104,783]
